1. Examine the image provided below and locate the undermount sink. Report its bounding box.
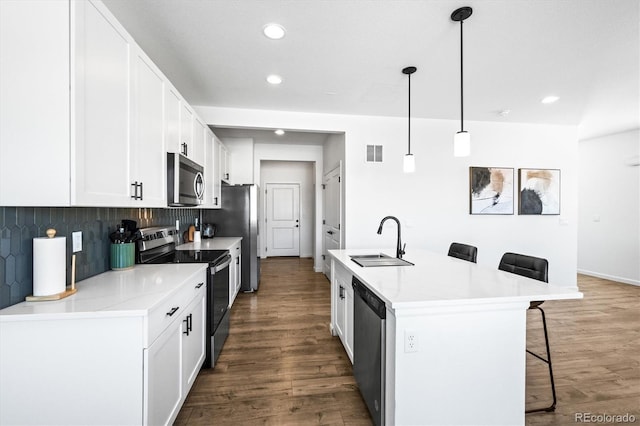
[350,254,414,267]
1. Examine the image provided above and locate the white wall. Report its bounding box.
[261,161,315,258]
[578,129,640,285]
[323,133,345,173]
[197,106,579,288]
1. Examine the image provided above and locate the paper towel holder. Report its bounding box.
[25,229,78,302]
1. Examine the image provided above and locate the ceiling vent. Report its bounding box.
[366,145,383,163]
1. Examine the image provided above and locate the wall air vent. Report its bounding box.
[366,145,383,163]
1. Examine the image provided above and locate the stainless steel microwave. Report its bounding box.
[167,153,205,206]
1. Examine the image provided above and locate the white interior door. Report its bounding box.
[266,183,300,256]
[323,165,342,276]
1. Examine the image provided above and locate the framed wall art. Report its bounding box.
[469,167,514,215]
[518,168,560,215]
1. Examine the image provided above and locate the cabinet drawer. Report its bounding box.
[147,274,206,347]
[333,261,351,286]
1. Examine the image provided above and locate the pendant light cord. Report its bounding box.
[408,72,411,155]
[460,19,464,132]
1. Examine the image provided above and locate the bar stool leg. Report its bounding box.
[526,306,557,413]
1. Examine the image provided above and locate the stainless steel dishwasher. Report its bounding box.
[352,276,386,426]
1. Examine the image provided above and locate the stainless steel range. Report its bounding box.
[136,226,230,368]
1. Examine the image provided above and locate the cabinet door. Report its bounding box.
[344,284,354,362]
[220,142,230,183]
[0,0,71,206]
[165,86,181,154]
[131,50,166,207]
[191,117,206,167]
[180,103,193,157]
[205,130,222,209]
[144,319,182,426]
[72,0,132,206]
[228,255,236,307]
[182,291,205,393]
[335,277,346,340]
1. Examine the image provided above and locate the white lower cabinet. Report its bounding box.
[229,240,242,306]
[182,289,206,391]
[144,277,206,426]
[331,259,354,362]
[145,316,183,426]
[0,268,207,426]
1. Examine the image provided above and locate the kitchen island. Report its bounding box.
[329,248,583,426]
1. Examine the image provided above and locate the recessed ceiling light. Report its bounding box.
[498,109,511,117]
[263,24,286,40]
[274,129,285,136]
[541,95,559,104]
[266,74,282,85]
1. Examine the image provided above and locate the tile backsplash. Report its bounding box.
[0,207,199,309]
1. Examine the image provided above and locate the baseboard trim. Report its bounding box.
[577,269,640,286]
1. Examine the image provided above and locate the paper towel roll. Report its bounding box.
[33,236,66,296]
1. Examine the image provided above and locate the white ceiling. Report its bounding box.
[103,0,639,142]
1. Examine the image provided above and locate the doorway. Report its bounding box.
[261,160,315,259]
[265,183,300,256]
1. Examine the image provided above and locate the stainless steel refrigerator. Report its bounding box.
[204,184,260,292]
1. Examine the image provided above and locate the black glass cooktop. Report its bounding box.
[145,249,228,265]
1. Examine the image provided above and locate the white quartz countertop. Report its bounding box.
[0,264,208,321]
[177,237,242,251]
[329,249,583,310]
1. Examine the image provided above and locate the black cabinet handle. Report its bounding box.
[181,142,188,156]
[166,306,179,316]
[327,230,334,235]
[130,181,143,200]
[214,196,218,205]
[339,285,345,300]
[195,282,204,289]
[182,313,193,335]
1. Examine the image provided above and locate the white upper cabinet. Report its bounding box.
[0,1,71,206]
[131,50,166,207]
[220,142,230,184]
[180,104,193,157]
[203,131,222,209]
[72,0,132,206]
[191,117,206,168]
[165,86,182,157]
[0,0,206,208]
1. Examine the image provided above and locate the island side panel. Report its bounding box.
[391,303,528,426]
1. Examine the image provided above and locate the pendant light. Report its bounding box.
[402,66,417,173]
[451,6,472,157]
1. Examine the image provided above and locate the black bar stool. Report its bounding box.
[447,242,478,263]
[498,252,556,413]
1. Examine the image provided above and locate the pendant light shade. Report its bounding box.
[452,6,472,157]
[403,154,415,173]
[454,131,470,157]
[402,66,417,173]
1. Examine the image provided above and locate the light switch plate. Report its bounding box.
[72,231,82,253]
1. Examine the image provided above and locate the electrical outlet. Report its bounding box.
[404,330,418,353]
[72,231,82,253]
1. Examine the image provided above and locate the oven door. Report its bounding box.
[204,254,232,368]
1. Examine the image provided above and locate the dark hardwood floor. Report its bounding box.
[175,258,639,425]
